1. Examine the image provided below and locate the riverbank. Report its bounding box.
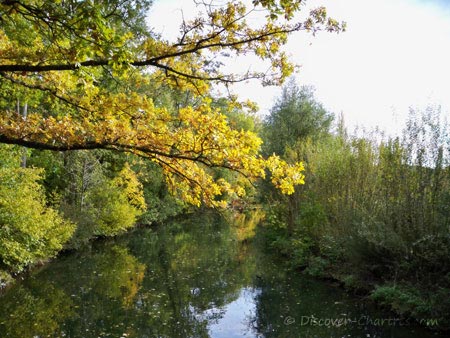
[0,213,445,338]
[258,222,449,333]
[0,203,197,294]
[309,260,446,331]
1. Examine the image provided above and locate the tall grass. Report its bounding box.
[261,105,450,329]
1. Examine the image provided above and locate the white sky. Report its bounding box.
[148,0,450,135]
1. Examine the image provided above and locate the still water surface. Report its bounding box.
[0,213,444,337]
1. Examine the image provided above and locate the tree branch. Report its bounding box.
[0,72,92,113]
[0,24,303,74]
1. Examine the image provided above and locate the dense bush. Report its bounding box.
[0,165,74,272]
[260,80,450,329]
[53,151,149,247]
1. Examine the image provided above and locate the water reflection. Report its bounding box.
[207,287,259,338]
[0,213,444,337]
[0,280,74,337]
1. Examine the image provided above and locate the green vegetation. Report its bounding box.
[0,146,74,274]
[1,0,321,285]
[0,143,183,284]
[0,0,447,333]
[1,69,448,334]
[260,80,450,330]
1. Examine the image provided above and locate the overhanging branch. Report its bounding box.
[0,133,236,171]
[0,24,303,75]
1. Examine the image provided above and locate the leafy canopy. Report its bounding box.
[0,0,344,206]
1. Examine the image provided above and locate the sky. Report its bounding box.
[147,0,450,135]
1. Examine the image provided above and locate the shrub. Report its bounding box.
[0,167,75,272]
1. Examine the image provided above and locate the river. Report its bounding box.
[0,213,444,337]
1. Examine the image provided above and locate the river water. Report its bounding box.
[0,213,444,337]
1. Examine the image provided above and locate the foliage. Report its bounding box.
[259,80,333,266]
[57,150,148,247]
[0,269,14,289]
[260,101,450,328]
[88,163,146,236]
[0,0,345,206]
[262,79,334,156]
[370,283,449,328]
[370,284,429,318]
[0,147,75,272]
[138,161,186,225]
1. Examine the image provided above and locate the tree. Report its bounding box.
[0,0,344,206]
[263,79,334,156]
[259,79,333,256]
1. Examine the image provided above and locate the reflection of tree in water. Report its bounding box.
[125,213,256,337]
[94,246,146,308]
[0,213,256,337]
[0,213,438,337]
[248,259,433,338]
[250,268,370,338]
[0,279,75,337]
